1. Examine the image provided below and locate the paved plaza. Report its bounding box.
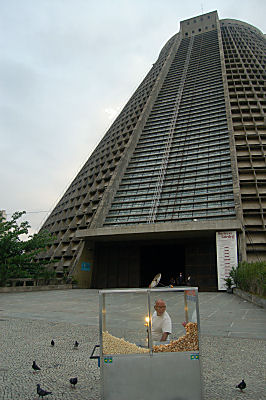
[0,289,265,399]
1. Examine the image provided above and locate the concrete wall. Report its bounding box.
[72,240,95,288]
[234,288,266,309]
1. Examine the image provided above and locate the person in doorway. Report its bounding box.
[177,272,184,286]
[169,277,175,287]
[186,274,191,286]
[152,299,172,342]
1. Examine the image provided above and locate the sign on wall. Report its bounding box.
[216,231,238,290]
[81,262,91,272]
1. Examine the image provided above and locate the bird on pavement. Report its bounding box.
[70,377,78,388]
[37,384,52,398]
[32,361,41,373]
[236,379,246,392]
[51,340,55,347]
[74,340,79,349]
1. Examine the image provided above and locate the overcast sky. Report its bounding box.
[1,0,265,235]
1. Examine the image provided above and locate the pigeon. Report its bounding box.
[32,360,41,373]
[37,384,52,398]
[70,377,78,388]
[74,340,79,349]
[236,379,246,392]
[51,340,55,347]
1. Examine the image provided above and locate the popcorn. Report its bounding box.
[153,322,199,353]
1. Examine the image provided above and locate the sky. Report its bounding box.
[1,0,266,236]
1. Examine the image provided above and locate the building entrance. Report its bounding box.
[92,238,217,290]
[140,244,185,287]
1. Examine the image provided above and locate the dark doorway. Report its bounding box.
[140,243,185,287]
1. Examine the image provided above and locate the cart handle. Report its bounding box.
[90,344,100,367]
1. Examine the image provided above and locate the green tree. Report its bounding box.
[0,211,55,286]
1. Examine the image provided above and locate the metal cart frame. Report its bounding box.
[98,287,203,400]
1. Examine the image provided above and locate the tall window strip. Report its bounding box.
[104,30,236,226]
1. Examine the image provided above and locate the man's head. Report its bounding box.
[154,299,166,316]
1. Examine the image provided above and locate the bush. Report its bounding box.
[39,269,56,285]
[230,262,266,298]
[224,276,233,289]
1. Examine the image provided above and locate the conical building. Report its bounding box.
[40,11,266,290]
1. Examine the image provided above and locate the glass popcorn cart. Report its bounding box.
[97,287,203,400]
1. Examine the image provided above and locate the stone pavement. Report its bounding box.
[0,289,265,399]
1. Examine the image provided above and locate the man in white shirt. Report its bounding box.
[152,299,172,342]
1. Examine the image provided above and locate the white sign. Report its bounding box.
[216,231,238,290]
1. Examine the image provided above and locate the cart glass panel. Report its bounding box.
[102,292,150,354]
[150,289,199,353]
[101,288,199,355]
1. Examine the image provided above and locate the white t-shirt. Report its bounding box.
[151,311,172,342]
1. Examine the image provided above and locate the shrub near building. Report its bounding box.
[230,262,266,298]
